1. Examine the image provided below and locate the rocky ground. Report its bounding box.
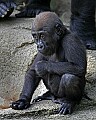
[0,11,96,120]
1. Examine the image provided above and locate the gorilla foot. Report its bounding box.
[58,102,76,115]
[32,91,54,103]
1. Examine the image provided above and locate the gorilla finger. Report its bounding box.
[24,103,30,109]
[17,102,26,110]
[0,8,7,17]
[5,2,15,9]
[36,9,44,15]
[0,12,2,17]
[59,104,69,115]
[63,108,69,115]
[0,3,8,11]
[62,105,73,114]
[10,102,19,109]
[59,107,67,115]
[18,101,30,109]
[10,100,21,108]
[35,10,40,15]
[0,7,7,13]
[32,97,42,103]
[68,107,73,114]
[27,9,36,17]
[10,2,17,9]
[58,105,65,114]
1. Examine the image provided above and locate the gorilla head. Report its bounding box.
[32,12,66,56]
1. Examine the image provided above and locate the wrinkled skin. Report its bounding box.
[11,12,87,115]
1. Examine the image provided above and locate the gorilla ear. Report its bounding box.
[55,23,65,37]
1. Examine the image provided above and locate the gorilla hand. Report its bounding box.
[35,61,48,76]
[15,6,47,18]
[10,99,30,110]
[15,0,51,18]
[0,0,16,18]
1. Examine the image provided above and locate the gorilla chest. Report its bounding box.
[44,54,65,94]
[48,53,65,62]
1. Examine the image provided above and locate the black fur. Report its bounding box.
[15,0,51,18]
[70,0,96,50]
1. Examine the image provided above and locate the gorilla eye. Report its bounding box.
[32,34,38,40]
[40,34,45,39]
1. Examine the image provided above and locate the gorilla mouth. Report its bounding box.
[38,48,54,56]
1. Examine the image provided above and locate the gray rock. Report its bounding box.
[0,17,37,108]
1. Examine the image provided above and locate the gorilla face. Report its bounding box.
[31,12,67,56]
[32,30,57,56]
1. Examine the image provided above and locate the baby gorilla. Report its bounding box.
[11,12,87,115]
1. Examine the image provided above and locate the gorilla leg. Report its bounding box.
[58,74,85,101]
[70,0,96,50]
[32,73,85,114]
[15,0,51,18]
[57,74,85,114]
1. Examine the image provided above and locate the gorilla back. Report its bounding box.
[11,12,87,115]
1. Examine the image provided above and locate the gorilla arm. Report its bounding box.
[35,61,85,77]
[0,0,16,17]
[10,53,46,110]
[15,0,51,18]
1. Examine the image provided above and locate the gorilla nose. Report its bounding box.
[37,44,44,50]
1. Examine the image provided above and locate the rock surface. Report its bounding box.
[0,16,37,109]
